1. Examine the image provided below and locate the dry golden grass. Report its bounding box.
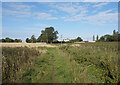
[0,43,57,47]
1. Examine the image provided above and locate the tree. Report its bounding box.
[96,35,99,41]
[26,38,31,43]
[5,37,14,42]
[69,37,83,43]
[0,38,22,42]
[14,39,18,42]
[113,30,116,35]
[1,39,6,42]
[14,39,22,42]
[93,30,119,42]
[93,35,95,41]
[76,37,83,42]
[37,27,58,43]
[99,36,105,42]
[31,35,36,43]
[99,34,115,42]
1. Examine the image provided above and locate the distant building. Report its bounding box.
[89,41,95,43]
[84,41,89,43]
[74,41,90,43]
[63,39,70,42]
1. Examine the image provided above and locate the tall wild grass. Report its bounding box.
[2,47,40,83]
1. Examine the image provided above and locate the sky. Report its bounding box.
[2,2,118,41]
[2,0,119,2]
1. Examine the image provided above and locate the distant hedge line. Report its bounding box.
[0,37,22,42]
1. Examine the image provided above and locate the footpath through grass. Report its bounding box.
[2,47,80,83]
[30,47,75,83]
[2,43,119,83]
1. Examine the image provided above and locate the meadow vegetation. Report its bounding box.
[2,47,40,83]
[2,42,120,83]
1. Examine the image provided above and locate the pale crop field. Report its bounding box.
[0,43,57,47]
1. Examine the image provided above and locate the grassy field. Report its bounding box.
[2,42,120,83]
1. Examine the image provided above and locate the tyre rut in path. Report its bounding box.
[52,55,57,83]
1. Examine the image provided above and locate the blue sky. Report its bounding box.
[2,2,118,41]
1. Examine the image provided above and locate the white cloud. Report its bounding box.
[63,13,86,21]
[49,9,57,13]
[24,27,43,31]
[35,23,51,27]
[93,3,108,8]
[33,12,58,20]
[85,10,117,25]
[2,3,34,17]
[3,2,117,26]
[63,9,117,25]
[49,3,88,15]
[3,9,31,17]
[3,3,57,20]
[7,3,35,11]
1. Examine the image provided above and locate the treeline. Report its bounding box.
[97,30,120,42]
[25,27,83,43]
[0,37,22,42]
[26,27,58,43]
[1,27,120,43]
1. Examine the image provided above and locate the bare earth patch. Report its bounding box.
[0,43,57,47]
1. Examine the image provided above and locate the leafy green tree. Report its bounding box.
[14,39,18,42]
[98,36,104,42]
[1,38,22,42]
[96,35,99,41]
[14,39,22,42]
[5,37,14,42]
[37,27,58,43]
[69,37,83,43]
[26,38,31,43]
[31,35,36,43]
[93,35,95,41]
[99,34,115,42]
[113,30,116,35]
[76,37,83,42]
[0,39,6,42]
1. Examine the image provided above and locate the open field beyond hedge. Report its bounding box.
[0,43,57,47]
